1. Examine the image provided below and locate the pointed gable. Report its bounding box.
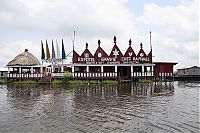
[124,39,136,57]
[79,43,95,64]
[72,50,80,63]
[109,36,123,63]
[81,43,94,58]
[137,43,147,57]
[136,43,151,63]
[94,40,108,63]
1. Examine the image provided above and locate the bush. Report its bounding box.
[63,72,73,83]
[68,80,86,84]
[52,79,63,84]
[138,79,152,83]
[102,80,118,84]
[0,78,6,84]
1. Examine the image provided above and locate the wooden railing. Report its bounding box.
[132,72,154,77]
[73,72,118,78]
[7,72,173,79]
[7,73,43,78]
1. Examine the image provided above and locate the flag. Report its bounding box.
[56,40,60,59]
[41,40,45,59]
[62,38,66,59]
[46,39,50,60]
[52,40,55,59]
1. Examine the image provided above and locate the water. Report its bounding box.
[0,81,199,133]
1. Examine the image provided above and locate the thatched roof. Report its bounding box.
[7,49,41,66]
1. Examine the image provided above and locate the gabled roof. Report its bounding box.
[80,43,94,58]
[137,43,147,57]
[124,39,136,57]
[72,50,80,63]
[94,40,108,59]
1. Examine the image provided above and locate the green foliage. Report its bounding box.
[68,80,87,84]
[52,79,63,84]
[102,80,118,84]
[0,78,6,84]
[12,80,37,87]
[63,72,73,83]
[138,79,152,83]
[89,80,99,84]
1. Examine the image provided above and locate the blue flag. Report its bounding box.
[62,38,66,59]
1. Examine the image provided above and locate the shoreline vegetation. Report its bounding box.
[0,78,6,84]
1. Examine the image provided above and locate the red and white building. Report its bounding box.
[71,36,177,80]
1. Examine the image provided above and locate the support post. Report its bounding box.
[40,67,43,74]
[115,65,117,77]
[101,66,104,77]
[19,67,22,74]
[86,66,89,77]
[152,66,154,76]
[131,66,133,77]
[31,67,33,74]
[51,65,54,73]
[86,66,89,73]
[72,66,75,73]
[61,65,64,73]
[142,65,144,76]
[8,67,10,73]
[101,66,104,73]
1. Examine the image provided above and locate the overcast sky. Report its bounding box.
[0,0,199,69]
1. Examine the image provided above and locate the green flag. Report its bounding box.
[46,39,50,60]
[41,40,45,59]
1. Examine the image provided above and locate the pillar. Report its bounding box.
[131,66,133,77]
[115,66,117,73]
[31,67,33,73]
[72,66,75,73]
[86,66,89,73]
[152,66,154,76]
[19,67,22,74]
[142,65,144,76]
[40,67,43,74]
[61,65,64,73]
[114,66,117,77]
[51,65,54,73]
[8,67,10,73]
[101,66,104,73]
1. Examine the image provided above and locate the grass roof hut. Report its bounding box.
[7,49,43,79]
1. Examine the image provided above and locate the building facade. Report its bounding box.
[71,36,177,80]
[177,66,200,77]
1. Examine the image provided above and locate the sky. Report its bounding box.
[0,0,199,70]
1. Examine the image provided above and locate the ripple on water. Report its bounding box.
[0,82,199,132]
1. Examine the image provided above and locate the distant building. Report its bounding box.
[177,66,200,77]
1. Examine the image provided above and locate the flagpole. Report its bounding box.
[73,31,75,51]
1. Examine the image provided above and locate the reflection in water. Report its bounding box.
[0,82,199,132]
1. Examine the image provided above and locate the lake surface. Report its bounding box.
[0,81,199,133]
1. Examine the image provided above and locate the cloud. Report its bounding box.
[0,0,134,38]
[134,0,199,68]
[136,0,198,42]
[0,40,39,66]
[0,0,198,69]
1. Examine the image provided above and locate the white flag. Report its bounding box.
[56,40,60,59]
